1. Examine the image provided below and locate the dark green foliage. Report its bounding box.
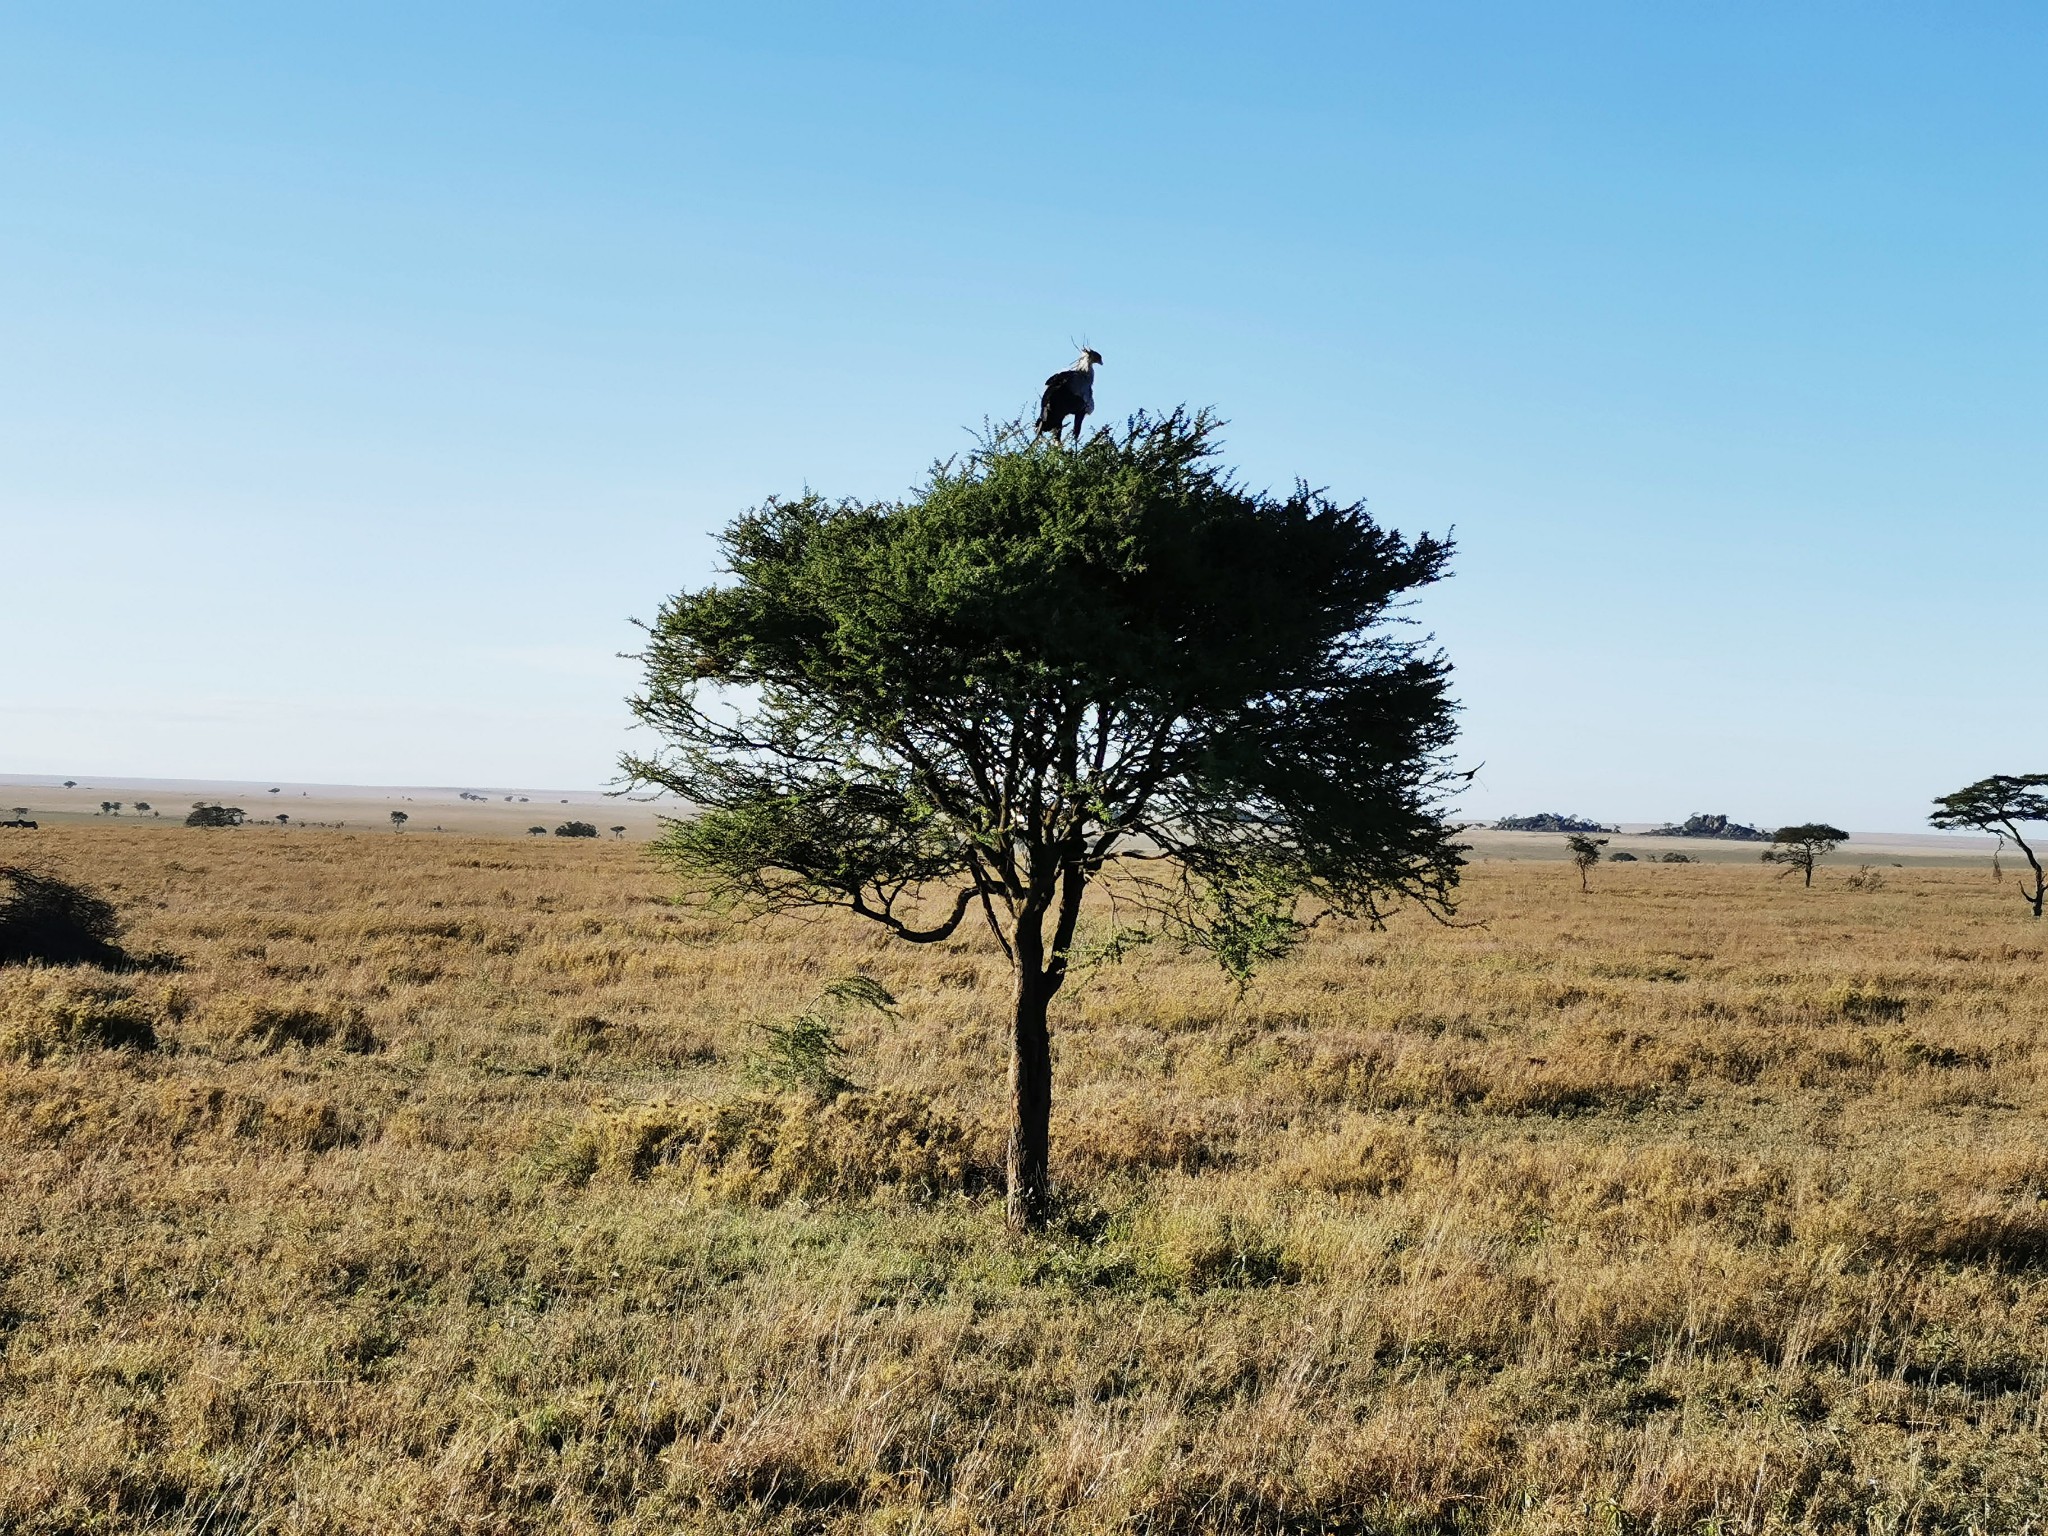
[627,410,1462,949]
[1933,775,2048,918]
[554,821,600,839]
[1762,823,1850,887]
[184,804,246,828]
[0,865,129,968]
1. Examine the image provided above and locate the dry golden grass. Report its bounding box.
[3,826,2045,1534]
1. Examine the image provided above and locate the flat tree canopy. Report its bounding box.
[625,410,1464,1226]
[1761,822,1849,887]
[1933,775,2048,918]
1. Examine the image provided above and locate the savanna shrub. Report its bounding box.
[0,865,127,968]
[743,975,897,1098]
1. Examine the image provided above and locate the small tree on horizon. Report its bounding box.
[1761,823,1848,887]
[390,810,408,833]
[1932,774,2048,919]
[626,410,1465,1229]
[611,825,627,840]
[1566,833,1606,892]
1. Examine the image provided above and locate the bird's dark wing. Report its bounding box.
[1037,371,1080,431]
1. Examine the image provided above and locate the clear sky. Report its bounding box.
[3,4,2042,830]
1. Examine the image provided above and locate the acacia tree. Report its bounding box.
[625,411,1465,1228]
[1761,822,1848,887]
[389,810,408,833]
[1565,833,1606,892]
[1932,774,2047,919]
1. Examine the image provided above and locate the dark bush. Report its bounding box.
[185,804,246,828]
[555,821,600,838]
[0,865,130,968]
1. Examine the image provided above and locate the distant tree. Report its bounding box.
[63,781,76,789]
[390,810,409,833]
[625,411,1463,1227]
[528,826,548,836]
[133,802,151,814]
[269,788,281,795]
[276,814,289,825]
[184,805,246,828]
[1932,774,2048,919]
[98,802,112,816]
[1566,833,1607,892]
[610,825,627,840]
[555,821,599,838]
[1761,823,1848,887]
[110,802,122,815]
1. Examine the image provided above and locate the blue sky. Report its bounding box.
[2,3,2042,830]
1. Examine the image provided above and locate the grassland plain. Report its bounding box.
[2,826,2045,1535]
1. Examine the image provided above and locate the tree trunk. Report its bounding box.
[1006,965,1053,1229]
